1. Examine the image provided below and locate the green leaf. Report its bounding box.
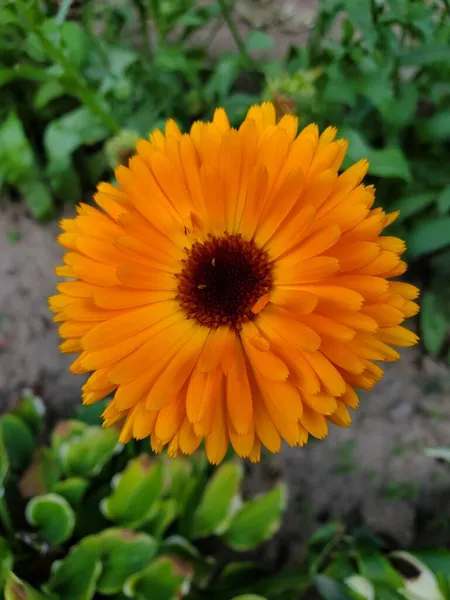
[399,44,450,67]
[341,129,410,182]
[246,30,274,52]
[437,186,450,215]
[223,484,287,551]
[101,455,164,528]
[26,493,75,545]
[44,106,109,161]
[424,447,450,463]
[421,291,447,355]
[19,448,60,499]
[51,420,87,457]
[96,528,158,595]
[191,461,243,538]
[355,548,404,587]
[0,537,13,590]
[408,218,450,257]
[0,112,36,185]
[34,80,66,110]
[61,425,120,477]
[60,21,87,67]
[232,596,268,600]
[309,523,343,547]
[45,537,102,600]
[124,555,192,600]
[371,583,405,600]
[0,425,9,490]
[19,180,54,221]
[52,477,89,506]
[146,498,178,538]
[345,575,374,600]
[315,574,354,599]
[0,414,35,472]
[4,571,48,600]
[342,0,375,50]
[401,549,450,575]
[14,389,46,435]
[419,112,450,143]
[391,192,436,223]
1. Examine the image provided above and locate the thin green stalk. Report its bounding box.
[55,0,73,25]
[0,496,13,537]
[131,0,152,58]
[16,0,119,133]
[217,0,259,71]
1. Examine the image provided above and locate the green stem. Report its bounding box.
[55,0,73,25]
[16,0,119,133]
[131,0,152,58]
[0,496,13,537]
[309,527,345,576]
[217,0,259,71]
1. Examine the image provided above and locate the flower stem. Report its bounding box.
[0,495,13,536]
[217,0,259,71]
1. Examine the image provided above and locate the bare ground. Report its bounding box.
[1,200,450,552]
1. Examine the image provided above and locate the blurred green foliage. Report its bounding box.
[1,391,450,599]
[0,0,450,344]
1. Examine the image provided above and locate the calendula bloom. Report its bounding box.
[50,102,419,464]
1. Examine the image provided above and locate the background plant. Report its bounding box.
[1,391,450,599]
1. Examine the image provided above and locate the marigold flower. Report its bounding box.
[50,102,419,464]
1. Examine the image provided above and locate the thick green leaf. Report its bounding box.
[345,575,374,600]
[191,461,243,538]
[437,186,450,215]
[424,447,450,463]
[124,555,192,600]
[4,571,48,600]
[0,536,13,590]
[408,218,450,257]
[101,455,164,528]
[391,192,436,223]
[96,528,158,595]
[45,537,102,600]
[26,493,75,545]
[246,30,274,52]
[223,484,286,551]
[52,477,89,506]
[341,129,410,182]
[0,414,35,472]
[61,425,120,477]
[19,448,60,499]
[355,548,404,587]
[421,291,447,355]
[146,499,178,538]
[14,389,46,435]
[315,574,355,599]
[51,420,87,457]
[342,0,375,49]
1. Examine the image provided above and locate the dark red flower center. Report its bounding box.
[176,233,273,330]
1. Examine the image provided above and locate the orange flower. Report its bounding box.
[50,103,419,464]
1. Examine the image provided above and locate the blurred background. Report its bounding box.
[1,0,450,596]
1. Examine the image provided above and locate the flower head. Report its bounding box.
[50,102,419,464]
